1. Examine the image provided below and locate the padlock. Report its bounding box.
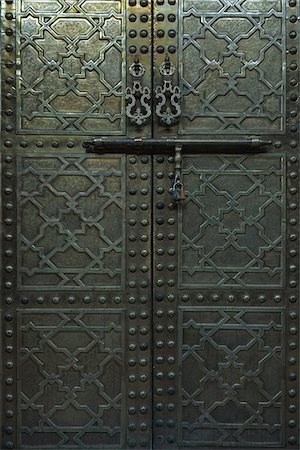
[171,181,187,202]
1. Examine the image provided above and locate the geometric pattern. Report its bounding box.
[179,0,285,134]
[179,155,285,288]
[179,307,285,447]
[17,0,126,134]
[18,309,125,448]
[17,155,125,290]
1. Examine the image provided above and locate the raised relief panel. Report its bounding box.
[178,307,285,447]
[16,0,126,134]
[18,309,125,448]
[179,155,286,288]
[179,0,285,134]
[17,155,125,289]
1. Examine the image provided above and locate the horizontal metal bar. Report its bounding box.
[83,137,272,152]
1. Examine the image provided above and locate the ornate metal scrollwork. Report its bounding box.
[125,58,151,127]
[155,55,181,127]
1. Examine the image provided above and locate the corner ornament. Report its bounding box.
[155,55,181,127]
[125,57,152,127]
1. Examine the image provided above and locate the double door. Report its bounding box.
[1,0,299,449]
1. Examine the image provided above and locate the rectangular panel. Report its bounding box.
[18,308,125,448]
[179,155,286,288]
[179,0,286,134]
[17,154,125,290]
[16,0,127,134]
[178,307,285,447]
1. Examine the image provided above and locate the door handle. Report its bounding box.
[155,55,181,127]
[125,57,152,127]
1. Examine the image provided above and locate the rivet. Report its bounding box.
[289,404,296,412]
[288,436,297,444]
[290,15,297,23]
[289,419,296,428]
[4,442,13,449]
[68,296,76,303]
[36,296,45,304]
[289,372,297,380]
[288,436,297,445]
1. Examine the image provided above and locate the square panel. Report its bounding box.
[18,308,125,449]
[16,0,126,134]
[178,307,285,447]
[179,155,286,288]
[179,0,286,134]
[17,154,126,290]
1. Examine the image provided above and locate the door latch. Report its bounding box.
[171,145,187,203]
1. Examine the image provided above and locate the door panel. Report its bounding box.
[1,0,300,449]
[2,152,153,449]
[152,152,299,449]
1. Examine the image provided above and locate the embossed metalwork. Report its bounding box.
[17,155,125,290]
[17,0,127,135]
[179,0,286,134]
[125,58,152,126]
[179,155,286,288]
[19,309,125,448]
[155,56,181,127]
[178,307,285,447]
[1,0,300,448]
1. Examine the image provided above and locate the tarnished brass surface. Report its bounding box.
[1,0,299,449]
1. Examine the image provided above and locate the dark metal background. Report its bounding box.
[1,0,299,449]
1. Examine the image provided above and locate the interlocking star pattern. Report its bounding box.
[179,0,285,133]
[179,155,285,288]
[18,0,125,134]
[18,155,125,289]
[179,307,284,447]
[19,310,124,448]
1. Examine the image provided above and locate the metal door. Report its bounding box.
[1,0,299,449]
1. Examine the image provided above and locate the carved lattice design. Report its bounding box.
[179,155,285,288]
[179,0,285,133]
[17,0,126,134]
[18,309,125,448]
[17,155,125,289]
[179,307,284,447]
